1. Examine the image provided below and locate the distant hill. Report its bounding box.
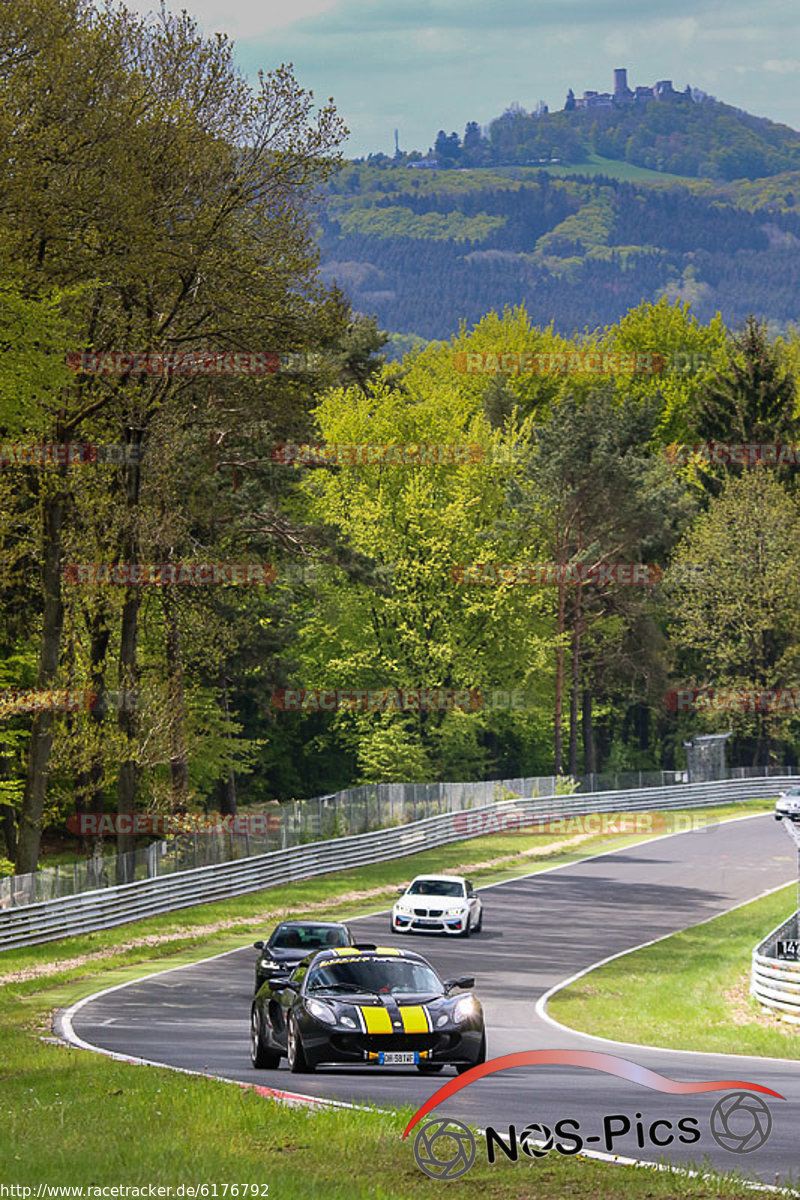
[318,162,800,342]
[319,82,800,343]
[395,84,800,182]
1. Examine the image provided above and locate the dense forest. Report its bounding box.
[318,167,800,341]
[3,7,800,874]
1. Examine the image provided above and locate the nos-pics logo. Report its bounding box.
[404,1050,782,1180]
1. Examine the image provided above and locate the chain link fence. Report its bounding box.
[1,764,794,910]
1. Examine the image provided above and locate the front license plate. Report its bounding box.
[378,1051,418,1065]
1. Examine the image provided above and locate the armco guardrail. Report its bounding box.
[751,912,800,1024]
[751,815,800,1022]
[1,775,794,952]
[5,764,794,908]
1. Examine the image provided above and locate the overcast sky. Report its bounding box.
[125,0,800,158]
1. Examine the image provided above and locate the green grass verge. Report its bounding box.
[548,881,800,1059]
[0,799,782,1197]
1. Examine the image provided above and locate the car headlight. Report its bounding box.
[306,998,336,1025]
[453,995,479,1024]
[339,1014,357,1029]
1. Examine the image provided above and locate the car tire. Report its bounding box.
[473,907,483,933]
[456,1034,486,1075]
[287,1014,314,1074]
[250,1007,280,1069]
[417,1061,444,1073]
[459,915,471,939]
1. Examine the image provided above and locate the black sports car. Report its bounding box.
[252,921,353,992]
[250,945,486,1074]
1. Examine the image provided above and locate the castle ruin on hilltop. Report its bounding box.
[565,68,683,111]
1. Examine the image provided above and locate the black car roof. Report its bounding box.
[270,920,350,929]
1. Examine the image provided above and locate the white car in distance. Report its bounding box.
[775,784,800,822]
[391,874,482,937]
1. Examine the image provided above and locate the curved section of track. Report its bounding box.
[61,816,800,1185]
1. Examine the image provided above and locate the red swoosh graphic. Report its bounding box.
[402,1050,785,1139]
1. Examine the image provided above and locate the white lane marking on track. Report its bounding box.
[57,949,359,1113]
[535,876,800,1065]
[55,809,797,1193]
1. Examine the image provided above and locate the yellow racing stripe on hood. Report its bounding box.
[360,1006,393,1034]
[399,1005,430,1034]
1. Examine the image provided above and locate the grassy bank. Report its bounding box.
[548,881,800,1059]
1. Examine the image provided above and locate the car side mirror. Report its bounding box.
[444,975,475,993]
[282,979,299,992]
[396,887,406,895]
[253,940,264,950]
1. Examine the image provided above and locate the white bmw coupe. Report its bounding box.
[391,874,483,937]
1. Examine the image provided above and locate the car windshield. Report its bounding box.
[307,957,442,995]
[269,925,348,951]
[406,880,465,897]
[783,788,800,798]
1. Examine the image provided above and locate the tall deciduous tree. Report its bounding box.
[0,0,346,871]
[666,470,800,765]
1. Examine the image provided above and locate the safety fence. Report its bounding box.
[2,763,794,909]
[751,814,800,1023]
[1,773,794,951]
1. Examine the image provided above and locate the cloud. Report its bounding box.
[122,0,342,40]
[764,59,800,73]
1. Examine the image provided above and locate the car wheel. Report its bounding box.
[459,914,471,938]
[287,1014,314,1074]
[473,907,483,933]
[417,1061,444,1073]
[456,1034,486,1075]
[250,1007,280,1069]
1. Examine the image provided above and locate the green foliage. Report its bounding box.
[665,470,800,759]
[0,284,76,432]
[338,204,506,242]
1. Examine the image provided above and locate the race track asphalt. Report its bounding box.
[62,815,800,1187]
